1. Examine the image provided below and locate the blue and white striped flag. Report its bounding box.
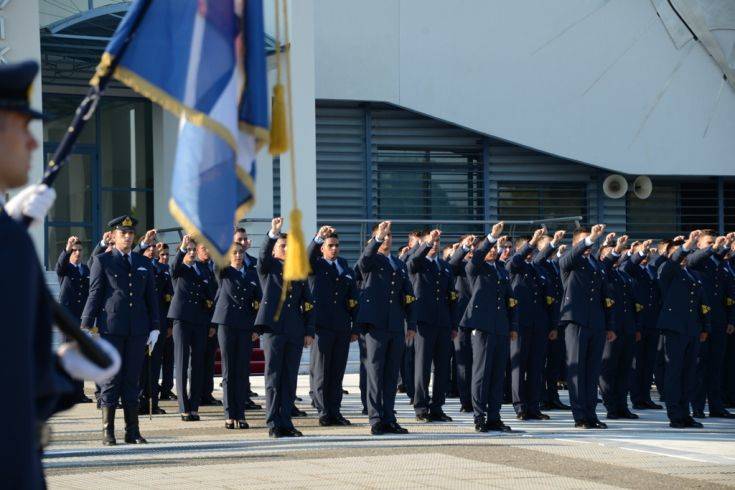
[93,0,268,263]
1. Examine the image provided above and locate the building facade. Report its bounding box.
[3,1,734,269]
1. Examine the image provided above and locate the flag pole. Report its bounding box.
[24,0,154,368]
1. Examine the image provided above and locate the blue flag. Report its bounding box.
[93,0,268,263]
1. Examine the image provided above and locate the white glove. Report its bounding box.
[57,336,121,384]
[146,330,160,351]
[5,184,56,226]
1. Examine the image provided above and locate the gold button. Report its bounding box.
[129,303,133,307]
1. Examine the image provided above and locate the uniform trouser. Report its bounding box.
[262,331,303,430]
[358,334,368,410]
[139,333,164,405]
[471,330,509,421]
[543,327,565,403]
[218,325,253,420]
[160,333,175,395]
[311,328,352,418]
[99,334,147,408]
[599,331,635,413]
[654,333,666,401]
[725,334,735,404]
[401,337,415,400]
[454,328,473,408]
[663,331,700,422]
[449,342,458,395]
[365,328,404,426]
[510,323,548,415]
[173,320,207,413]
[565,323,605,422]
[630,329,659,404]
[202,332,219,400]
[413,323,451,416]
[692,323,727,413]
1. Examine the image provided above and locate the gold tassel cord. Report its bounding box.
[269,0,289,155]
[279,0,310,282]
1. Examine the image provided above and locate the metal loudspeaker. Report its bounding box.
[603,174,629,199]
[632,175,653,199]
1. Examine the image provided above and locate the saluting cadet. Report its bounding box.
[212,241,261,429]
[0,60,121,486]
[136,230,169,415]
[723,245,735,407]
[56,235,92,403]
[408,229,457,422]
[256,217,315,438]
[449,234,478,413]
[533,231,570,411]
[460,222,518,432]
[598,235,642,420]
[357,221,417,435]
[559,224,616,429]
[685,230,735,419]
[658,231,711,428]
[198,243,222,407]
[169,234,216,421]
[308,226,359,426]
[156,243,177,402]
[353,262,370,415]
[621,240,664,410]
[507,227,557,421]
[81,215,160,445]
[234,226,263,410]
[398,230,422,402]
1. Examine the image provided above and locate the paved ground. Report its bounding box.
[45,374,735,489]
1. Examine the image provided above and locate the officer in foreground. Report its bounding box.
[0,60,120,487]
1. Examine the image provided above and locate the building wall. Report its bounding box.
[314,0,735,177]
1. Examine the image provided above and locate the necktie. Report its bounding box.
[193,263,201,276]
[123,254,131,270]
[683,267,695,282]
[330,261,339,276]
[78,264,83,276]
[388,255,397,271]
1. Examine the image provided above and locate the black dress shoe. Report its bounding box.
[159,392,177,401]
[151,406,166,415]
[269,427,285,438]
[238,420,249,429]
[474,417,487,432]
[370,423,385,435]
[361,408,368,415]
[460,405,473,413]
[342,389,349,395]
[415,413,432,422]
[620,410,639,419]
[124,432,147,444]
[334,414,352,426]
[385,422,409,434]
[181,414,197,422]
[606,412,621,420]
[244,401,262,411]
[483,420,512,432]
[590,419,608,429]
[396,384,406,393]
[430,412,453,422]
[669,420,687,428]
[574,420,588,428]
[318,416,334,427]
[692,410,706,418]
[516,411,529,421]
[527,412,550,420]
[447,390,460,399]
[632,403,649,410]
[200,396,222,406]
[646,401,663,410]
[684,417,703,428]
[295,396,303,402]
[549,400,571,410]
[248,390,259,397]
[78,394,94,403]
[225,421,236,430]
[284,428,303,437]
[291,407,308,417]
[191,413,200,421]
[539,402,553,411]
[709,410,735,419]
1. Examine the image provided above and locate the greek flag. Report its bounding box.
[93,0,268,263]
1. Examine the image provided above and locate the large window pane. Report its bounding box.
[100,99,152,189]
[497,183,588,237]
[42,94,96,145]
[46,226,93,270]
[46,152,93,224]
[101,190,153,235]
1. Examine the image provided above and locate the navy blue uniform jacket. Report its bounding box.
[167,250,215,326]
[657,254,711,336]
[407,242,457,329]
[212,266,262,330]
[307,239,359,333]
[55,249,90,319]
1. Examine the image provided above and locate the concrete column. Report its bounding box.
[3,0,43,258]
[277,0,317,236]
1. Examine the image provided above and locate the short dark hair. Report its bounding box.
[277,233,288,240]
[700,229,716,238]
[159,243,169,250]
[234,226,247,234]
[323,232,339,240]
[573,228,589,241]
